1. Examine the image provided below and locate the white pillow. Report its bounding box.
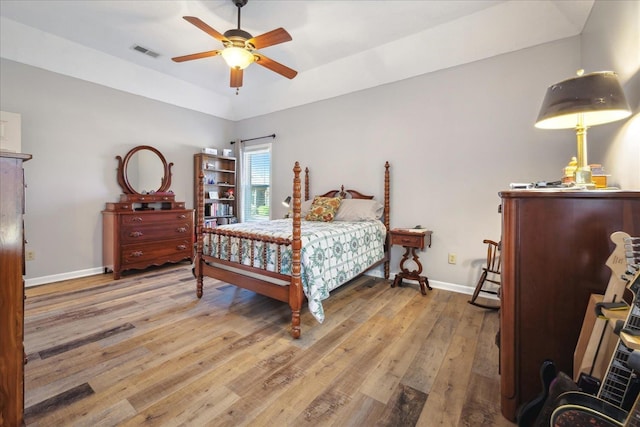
[334,199,383,221]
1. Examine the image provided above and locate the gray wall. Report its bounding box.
[581,0,640,188]
[235,0,639,290]
[235,36,583,289]
[1,0,637,292]
[0,59,234,283]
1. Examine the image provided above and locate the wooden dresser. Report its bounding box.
[499,190,640,421]
[102,203,194,279]
[103,145,194,279]
[0,152,31,427]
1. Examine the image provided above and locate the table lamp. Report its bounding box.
[535,70,631,187]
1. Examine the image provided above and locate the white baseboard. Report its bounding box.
[25,267,105,288]
[25,267,498,302]
[365,271,498,300]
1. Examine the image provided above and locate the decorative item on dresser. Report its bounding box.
[534,70,631,188]
[0,151,32,427]
[102,145,194,279]
[498,189,640,422]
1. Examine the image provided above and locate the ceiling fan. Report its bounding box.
[172,0,297,93]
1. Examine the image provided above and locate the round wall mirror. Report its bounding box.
[116,145,173,195]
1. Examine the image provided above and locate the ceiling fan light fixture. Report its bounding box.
[221,46,254,70]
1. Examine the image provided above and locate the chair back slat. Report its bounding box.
[469,239,501,310]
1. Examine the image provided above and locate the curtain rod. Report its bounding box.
[230,134,276,144]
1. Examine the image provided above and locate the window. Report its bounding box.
[240,143,271,222]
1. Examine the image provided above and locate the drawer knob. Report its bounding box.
[178,214,186,219]
[131,251,143,257]
[132,217,143,222]
[177,245,187,250]
[177,227,187,233]
[129,231,144,238]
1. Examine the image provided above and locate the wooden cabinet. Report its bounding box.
[194,154,236,228]
[499,190,640,421]
[102,207,194,279]
[0,152,31,427]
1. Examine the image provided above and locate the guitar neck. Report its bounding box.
[599,312,640,407]
[599,239,640,408]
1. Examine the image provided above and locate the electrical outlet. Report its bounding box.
[448,253,456,264]
[26,250,35,261]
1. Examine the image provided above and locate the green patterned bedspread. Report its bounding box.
[203,219,386,323]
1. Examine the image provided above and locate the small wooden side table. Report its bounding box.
[390,228,433,295]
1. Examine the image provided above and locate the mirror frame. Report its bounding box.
[116,145,173,195]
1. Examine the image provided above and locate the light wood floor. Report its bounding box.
[23,264,515,426]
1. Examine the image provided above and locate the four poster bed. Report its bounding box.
[194,161,391,338]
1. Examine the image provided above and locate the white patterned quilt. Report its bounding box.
[202,219,386,322]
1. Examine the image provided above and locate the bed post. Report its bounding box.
[290,162,303,338]
[304,167,310,201]
[384,161,390,280]
[196,167,205,298]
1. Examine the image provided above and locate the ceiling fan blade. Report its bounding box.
[230,68,243,88]
[172,50,221,62]
[254,54,298,79]
[183,16,227,43]
[248,28,292,49]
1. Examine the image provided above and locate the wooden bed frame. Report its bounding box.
[194,161,391,338]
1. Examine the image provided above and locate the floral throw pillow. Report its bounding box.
[305,196,342,222]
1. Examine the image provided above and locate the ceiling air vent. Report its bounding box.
[132,44,160,58]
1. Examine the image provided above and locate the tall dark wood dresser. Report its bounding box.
[0,152,31,426]
[499,190,640,421]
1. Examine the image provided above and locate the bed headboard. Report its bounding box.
[295,161,390,282]
[317,186,374,200]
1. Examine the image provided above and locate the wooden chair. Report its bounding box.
[468,239,501,310]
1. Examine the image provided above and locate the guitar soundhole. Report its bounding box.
[552,408,622,427]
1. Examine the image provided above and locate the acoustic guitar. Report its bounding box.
[551,375,640,426]
[550,238,640,426]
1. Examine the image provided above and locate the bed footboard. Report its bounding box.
[195,162,304,338]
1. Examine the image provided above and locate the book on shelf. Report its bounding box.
[206,202,233,217]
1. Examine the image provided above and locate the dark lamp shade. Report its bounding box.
[535,71,631,129]
[282,196,292,207]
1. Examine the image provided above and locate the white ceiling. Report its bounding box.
[0,0,594,121]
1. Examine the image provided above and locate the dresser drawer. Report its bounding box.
[390,232,424,249]
[121,239,192,266]
[121,211,191,224]
[121,221,191,243]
